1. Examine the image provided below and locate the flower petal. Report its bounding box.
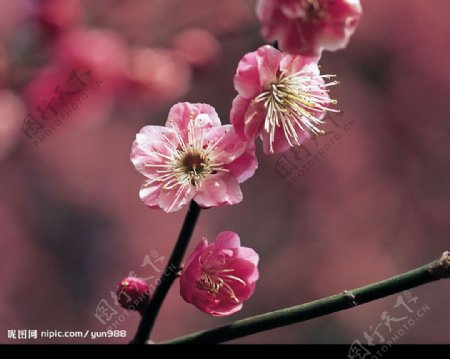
[158,184,196,213]
[233,50,261,99]
[243,101,266,141]
[166,102,221,135]
[230,95,251,140]
[208,302,243,317]
[205,125,246,165]
[194,174,243,208]
[130,126,177,179]
[139,181,162,209]
[214,231,241,250]
[256,45,282,86]
[225,141,258,183]
[231,95,266,143]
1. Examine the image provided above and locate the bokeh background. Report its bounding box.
[1,0,449,344]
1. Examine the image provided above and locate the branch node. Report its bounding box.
[342,290,358,306]
[428,251,450,279]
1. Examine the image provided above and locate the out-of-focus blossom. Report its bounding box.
[206,0,253,34]
[127,47,192,106]
[180,231,259,316]
[256,0,362,56]
[35,0,84,36]
[131,102,257,213]
[54,28,128,91]
[231,45,338,154]
[171,28,221,70]
[0,90,25,160]
[24,66,113,127]
[116,277,150,311]
[0,0,32,41]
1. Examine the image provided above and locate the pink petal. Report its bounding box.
[282,21,320,57]
[194,173,243,208]
[230,281,257,302]
[231,95,266,143]
[280,53,320,74]
[180,238,209,302]
[182,284,217,311]
[317,15,359,52]
[229,256,259,281]
[166,102,221,135]
[139,181,162,209]
[184,238,209,271]
[256,45,283,87]
[208,302,243,317]
[214,231,241,250]
[205,125,246,165]
[233,50,261,99]
[158,185,196,213]
[225,141,258,183]
[236,247,260,267]
[230,95,251,140]
[130,125,177,179]
[243,101,266,140]
[327,0,363,21]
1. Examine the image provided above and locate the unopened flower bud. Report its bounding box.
[116,277,150,311]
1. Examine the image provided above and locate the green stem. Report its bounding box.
[163,251,450,344]
[132,201,201,344]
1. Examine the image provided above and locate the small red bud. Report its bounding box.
[116,277,150,311]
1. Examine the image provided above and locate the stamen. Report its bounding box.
[195,267,245,303]
[147,116,227,211]
[255,68,338,154]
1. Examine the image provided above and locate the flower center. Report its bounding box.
[195,268,245,303]
[254,70,338,154]
[175,151,211,186]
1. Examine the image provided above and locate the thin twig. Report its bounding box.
[132,201,201,344]
[162,251,450,344]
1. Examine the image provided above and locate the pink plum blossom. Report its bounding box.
[231,45,338,154]
[24,65,114,127]
[54,28,129,91]
[256,0,362,56]
[127,47,192,106]
[131,102,257,213]
[171,28,221,70]
[180,231,259,316]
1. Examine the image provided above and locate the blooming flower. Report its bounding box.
[131,102,257,213]
[256,0,362,56]
[180,232,259,316]
[231,45,338,154]
[116,277,150,311]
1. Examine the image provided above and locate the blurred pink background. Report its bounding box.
[0,0,449,344]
